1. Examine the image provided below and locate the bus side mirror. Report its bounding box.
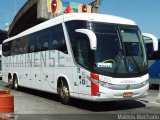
[75,29,97,50]
[142,33,158,51]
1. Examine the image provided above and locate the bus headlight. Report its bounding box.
[141,80,149,86]
[90,72,99,85]
[90,78,99,84]
[100,81,112,88]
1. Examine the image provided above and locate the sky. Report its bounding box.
[0,0,159,38]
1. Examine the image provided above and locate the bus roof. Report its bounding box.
[3,13,136,43]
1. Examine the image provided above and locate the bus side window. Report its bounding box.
[3,42,12,56]
[44,42,49,49]
[17,38,23,54]
[11,39,17,55]
[29,33,38,53]
[50,24,68,54]
[30,45,35,52]
[76,33,90,68]
[52,40,58,48]
[21,36,28,54]
[19,48,23,54]
[37,28,50,51]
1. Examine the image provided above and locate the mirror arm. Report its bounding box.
[142,33,158,51]
[75,29,97,50]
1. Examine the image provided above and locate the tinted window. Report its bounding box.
[37,28,51,51]
[31,24,68,53]
[2,41,12,56]
[94,25,120,62]
[11,39,19,55]
[50,24,68,53]
[76,33,90,68]
[21,36,29,54]
[65,21,88,59]
[29,33,38,52]
[146,42,160,60]
[3,24,68,56]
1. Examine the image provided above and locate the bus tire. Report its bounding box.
[8,74,14,89]
[13,76,19,91]
[58,78,70,104]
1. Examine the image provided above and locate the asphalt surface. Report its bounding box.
[0,80,160,120]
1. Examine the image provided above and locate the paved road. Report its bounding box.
[0,80,160,120]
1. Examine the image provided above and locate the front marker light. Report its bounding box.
[100,81,112,88]
[142,80,149,86]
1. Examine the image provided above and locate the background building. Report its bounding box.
[0,29,7,44]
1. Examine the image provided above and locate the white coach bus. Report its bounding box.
[2,13,149,104]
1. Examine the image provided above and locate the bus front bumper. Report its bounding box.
[88,83,149,102]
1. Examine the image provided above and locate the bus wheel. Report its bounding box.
[13,76,19,91]
[58,80,70,104]
[8,75,14,89]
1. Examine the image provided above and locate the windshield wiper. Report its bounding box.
[128,56,142,74]
[113,50,124,77]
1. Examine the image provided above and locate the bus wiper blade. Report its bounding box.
[128,56,142,73]
[114,60,120,77]
[114,51,123,77]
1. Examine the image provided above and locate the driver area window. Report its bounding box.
[76,33,90,69]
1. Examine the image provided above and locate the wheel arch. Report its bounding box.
[13,72,18,81]
[57,74,72,94]
[8,72,13,80]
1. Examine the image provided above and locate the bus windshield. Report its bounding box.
[66,21,147,77]
[92,23,147,77]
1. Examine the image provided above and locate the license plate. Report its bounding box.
[123,92,133,97]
